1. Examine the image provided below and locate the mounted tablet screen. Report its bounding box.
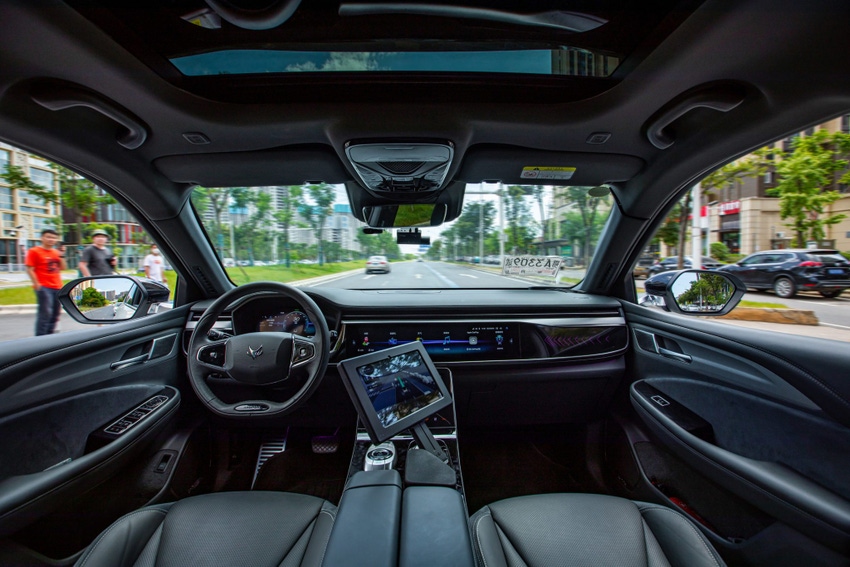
[338,341,452,444]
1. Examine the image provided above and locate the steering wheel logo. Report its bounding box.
[247,345,264,360]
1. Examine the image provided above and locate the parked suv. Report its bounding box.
[647,256,725,277]
[718,249,850,298]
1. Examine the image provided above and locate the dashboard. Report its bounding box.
[185,288,629,365]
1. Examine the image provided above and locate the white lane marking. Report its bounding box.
[415,274,422,279]
[459,274,477,279]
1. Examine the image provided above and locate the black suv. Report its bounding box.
[647,256,725,277]
[718,249,850,298]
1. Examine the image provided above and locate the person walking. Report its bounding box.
[25,228,66,335]
[143,244,167,283]
[78,229,116,276]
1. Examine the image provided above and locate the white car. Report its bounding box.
[365,256,391,274]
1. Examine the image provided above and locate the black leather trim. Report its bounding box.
[631,385,850,551]
[0,387,180,536]
[400,486,474,567]
[323,470,402,567]
[623,304,850,427]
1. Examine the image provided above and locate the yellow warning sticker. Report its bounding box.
[520,166,576,180]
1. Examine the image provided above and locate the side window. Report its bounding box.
[741,255,764,265]
[0,144,171,342]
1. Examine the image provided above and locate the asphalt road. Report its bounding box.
[302,260,548,290]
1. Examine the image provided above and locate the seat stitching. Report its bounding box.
[639,504,721,567]
[471,510,491,567]
[316,508,336,566]
[77,508,168,567]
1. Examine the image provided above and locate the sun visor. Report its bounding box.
[154,145,349,186]
[456,145,644,186]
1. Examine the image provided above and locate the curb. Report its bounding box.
[719,307,819,325]
[0,304,37,315]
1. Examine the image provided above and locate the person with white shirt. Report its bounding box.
[143,244,167,283]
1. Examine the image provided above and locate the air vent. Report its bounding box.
[345,141,454,193]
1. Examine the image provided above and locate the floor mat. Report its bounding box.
[252,428,354,505]
[460,425,600,514]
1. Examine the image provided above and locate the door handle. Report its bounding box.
[634,329,692,363]
[110,353,150,370]
[657,346,692,363]
[110,334,177,370]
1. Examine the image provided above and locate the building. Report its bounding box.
[700,114,850,256]
[0,143,62,270]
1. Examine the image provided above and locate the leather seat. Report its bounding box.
[470,493,726,567]
[74,491,335,567]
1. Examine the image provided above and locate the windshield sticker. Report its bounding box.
[503,256,563,277]
[520,166,576,180]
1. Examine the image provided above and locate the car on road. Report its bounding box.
[718,249,850,298]
[647,255,725,277]
[365,255,391,274]
[2,2,850,567]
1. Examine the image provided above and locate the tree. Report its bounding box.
[192,186,233,259]
[555,187,610,264]
[273,185,302,267]
[299,184,335,266]
[356,229,401,258]
[450,201,496,257]
[1,164,58,205]
[50,164,118,248]
[503,186,536,254]
[767,130,850,246]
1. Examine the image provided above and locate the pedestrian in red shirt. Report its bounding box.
[25,228,66,335]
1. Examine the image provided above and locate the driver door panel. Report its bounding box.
[0,308,188,541]
[620,303,850,562]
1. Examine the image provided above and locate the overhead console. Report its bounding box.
[344,140,454,193]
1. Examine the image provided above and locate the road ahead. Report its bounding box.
[302,260,548,290]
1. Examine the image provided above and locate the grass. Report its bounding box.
[0,262,364,305]
[225,261,362,285]
[739,300,788,309]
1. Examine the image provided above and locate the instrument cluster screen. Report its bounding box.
[346,322,519,361]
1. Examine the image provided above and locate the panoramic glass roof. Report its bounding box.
[171,47,619,77]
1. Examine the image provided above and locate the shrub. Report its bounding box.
[710,241,731,262]
[79,287,107,307]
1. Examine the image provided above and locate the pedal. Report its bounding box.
[312,434,339,454]
[251,433,288,489]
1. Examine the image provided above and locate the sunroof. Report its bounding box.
[170,48,619,77]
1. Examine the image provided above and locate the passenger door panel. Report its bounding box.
[622,303,850,557]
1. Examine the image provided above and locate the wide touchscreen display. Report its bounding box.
[346,322,519,360]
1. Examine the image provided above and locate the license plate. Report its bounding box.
[828,268,844,275]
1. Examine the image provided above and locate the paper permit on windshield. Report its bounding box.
[502,256,563,277]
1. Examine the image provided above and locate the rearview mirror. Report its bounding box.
[363,203,447,228]
[642,270,745,315]
[58,275,171,323]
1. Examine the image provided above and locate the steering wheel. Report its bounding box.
[188,281,330,418]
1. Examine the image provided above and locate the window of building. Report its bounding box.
[0,187,11,210]
[842,114,849,134]
[0,149,9,171]
[28,167,54,190]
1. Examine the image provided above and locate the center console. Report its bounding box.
[323,342,474,566]
[337,341,462,492]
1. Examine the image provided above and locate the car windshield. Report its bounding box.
[191,184,612,289]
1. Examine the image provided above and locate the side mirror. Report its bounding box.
[642,269,745,315]
[58,275,171,324]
